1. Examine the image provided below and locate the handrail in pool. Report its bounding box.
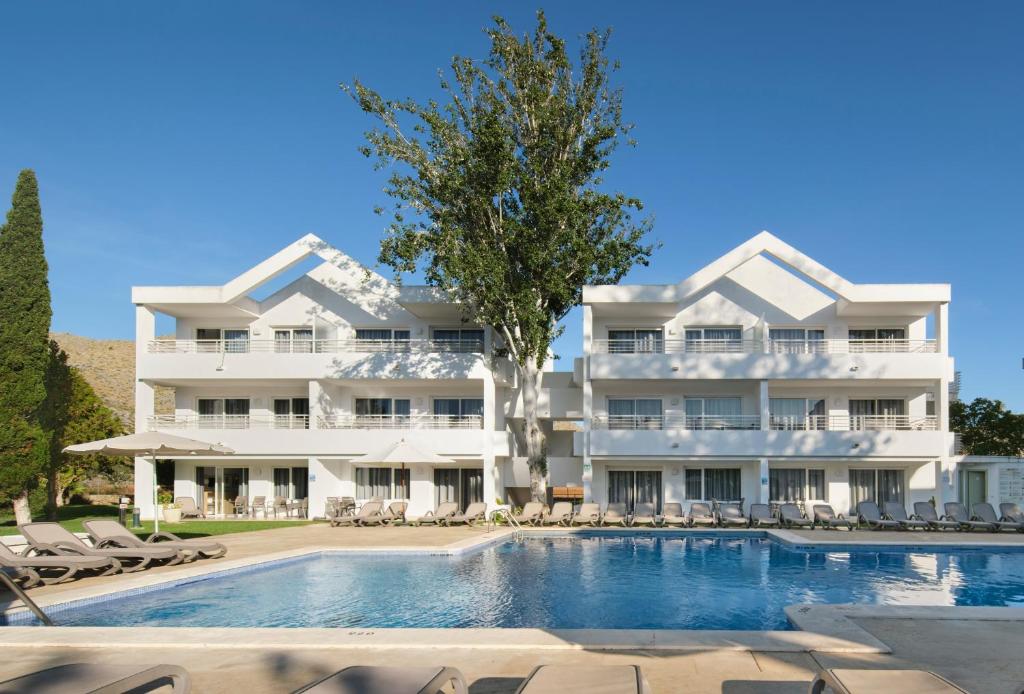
[488,508,523,541]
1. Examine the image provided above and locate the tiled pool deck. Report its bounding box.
[2,524,1024,692]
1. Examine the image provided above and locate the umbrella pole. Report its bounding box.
[152,453,159,534]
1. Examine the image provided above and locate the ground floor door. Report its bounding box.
[196,466,250,516]
[434,467,484,509]
[964,470,987,509]
[608,470,662,513]
[222,468,249,513]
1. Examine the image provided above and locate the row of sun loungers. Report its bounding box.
[0,662,968,693]
[1,521,226,589]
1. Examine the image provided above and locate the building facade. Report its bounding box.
[134,231,959,519]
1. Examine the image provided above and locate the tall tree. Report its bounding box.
[346,12,653,500]
[951,397,1024,456]
[0,170,51,524]
[43,341,124,518]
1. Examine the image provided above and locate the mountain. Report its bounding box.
[50,333,173,427]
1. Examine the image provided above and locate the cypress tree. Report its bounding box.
[0,170,52,523]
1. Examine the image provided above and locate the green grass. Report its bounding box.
[0,503,315,538]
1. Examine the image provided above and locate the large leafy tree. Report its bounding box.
[43,340,124,518]
[951,398,1024,457]
[0,170,51,524]
[346,11,653,500]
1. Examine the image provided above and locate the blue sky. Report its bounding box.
[1,2,1021,408]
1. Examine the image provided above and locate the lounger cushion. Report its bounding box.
[811,668,968,694]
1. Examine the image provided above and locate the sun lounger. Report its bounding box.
[1,538,119,586]
[913,502,961,531]
[883,502,929,530]
[515,665,651,694]
[779,503,813,529]
[1000,502,1024,523]
[944,502,996,532]
[380,501,408,525]
[856,501,901,530]
[513,502,546,526]
[570,502,601,526]
[809,668,968,694]
[717,502,748,528]
[448,502,487,526]
[602,502,629,527]
[972,502,1024,532]
[689,502,716,527]
[812,504,853,530]
[0,663,191,693]
[749,503,779,528]
[175,496,204,519]
[331,500,384,527]
[543,502,574,526]
[19,522,183,571]
[630,502,657,527]
[83,519,227,559]
[293,665,467,694]
[411,501,459,527]
[659,502,687,527]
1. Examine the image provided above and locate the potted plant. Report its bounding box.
[158,490,181,523]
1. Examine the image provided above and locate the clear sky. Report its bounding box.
[1,2,1021,408]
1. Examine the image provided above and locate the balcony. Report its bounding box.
[147,338,484,354]
[588,338,946,381]
[149,414,310,429]
[590,414,937,432]
[593,415,762,430]
[318,414,483,430]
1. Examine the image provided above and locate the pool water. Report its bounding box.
[17,534,1024,630]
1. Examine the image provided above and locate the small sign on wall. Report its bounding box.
[309,474,316,482]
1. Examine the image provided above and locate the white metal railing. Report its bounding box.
[593,415,762,430]
[592,414,939,432]
[149,414,310,430]
[147,338,485,354]
[590,338,938,355]
[318,414,484,430]
[488,508,523,540]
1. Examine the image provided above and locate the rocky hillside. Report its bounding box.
[50,333,174,427]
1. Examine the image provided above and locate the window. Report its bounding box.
[393,468,410,500]
[196,328,249,352]
[355,467,393,500]
[356,398,393,416]
[273,398,309,428]
[682,468,742,500]
[607,398,662,429]
[683,327,742,352]
[848,328,907,352]
[354,398,411,424]
[684,469,703,500]
[274,327,313,353]
[292,467,309,500]
[769,398,826,430]
[273,467,291,498]
[769,328,825,353]
[196,398,249,427]
[848,399,906,429]
[848,328,906,340]
[433,398,484,422]
[355,328,411,341]
[848,469,905,514]
[431,328,484,352]
[223,329,249,353]
[684,397,745,428]
[606,328,664,354]
[769,468,827,502]
[607,470,662,514]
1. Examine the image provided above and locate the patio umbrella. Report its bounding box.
[349,438,455,465]
[64,431,234,533]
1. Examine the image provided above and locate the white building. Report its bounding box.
[134,230,962,520]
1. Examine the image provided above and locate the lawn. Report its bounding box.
[0,503,315,538]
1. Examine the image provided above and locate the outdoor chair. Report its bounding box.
[944,502,996,532]
[175,496,204,519]
[448,502,487,526]
[233,495,249,517]
[0,537,120,586]
[380,501,408,525]
[856,501,901,530]
[19,522,184,572]
[543,501,574,526]
[411,501,459,526]
[749,503,779,528]
[1000,502,1024,523]
[688,502,716,527]
[293,665,467,694]
[515,665,651,694]
[716,501,748,528]
[812,504,853,530]
[570,502,601,526]
[0,663,191,694]
[249,495,267,518]
[513,501,546,526]
[779,503,813,529]
[270,496,288,518]
[972,502,1024,532]
[83,519,227,559]
[659,502,687,527]
[913,502,961,531]
[883,502,929,530]
[808,668,968,694]
[630,502,657,527]
[601,502,629,527]
[331,500,384,527]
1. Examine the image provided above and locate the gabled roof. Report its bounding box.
[583,231,950,307]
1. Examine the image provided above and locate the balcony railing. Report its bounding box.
[318,414,483,430]
[147,338,485,354]
[592,414,939,431]
[149,414,310,430]
[590,338,937,355]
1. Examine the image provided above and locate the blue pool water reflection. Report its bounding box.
[22,535,1024,630]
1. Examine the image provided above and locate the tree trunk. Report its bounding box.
[55,482,66,508]
[521,355,548,502]
[12,490,32,525]
[46,465,59,520]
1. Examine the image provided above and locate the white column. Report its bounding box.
[759,457,770,504]
[308,457,328,519]
[134,305,156,519]
[308,380,324,429]
[759,380,770,431]
[935,302,948,354]
[483,373,498,509]
[582,306,594,501]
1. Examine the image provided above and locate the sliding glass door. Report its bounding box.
[607,470,662,513]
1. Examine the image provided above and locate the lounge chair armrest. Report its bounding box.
[25,542,83,557]
[147,531,185,543]
[95,538,133,549]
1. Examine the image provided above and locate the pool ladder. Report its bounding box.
[0,571,53,626]
[487,508,524,541]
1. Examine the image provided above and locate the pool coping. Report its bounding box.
[4,527,1024,654]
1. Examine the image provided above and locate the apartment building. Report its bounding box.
[578,231,956,516]
[132,234,581,520]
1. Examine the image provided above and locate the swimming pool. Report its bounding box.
[10,533,1024,630]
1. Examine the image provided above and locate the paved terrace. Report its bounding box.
[2,524,1023,692]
